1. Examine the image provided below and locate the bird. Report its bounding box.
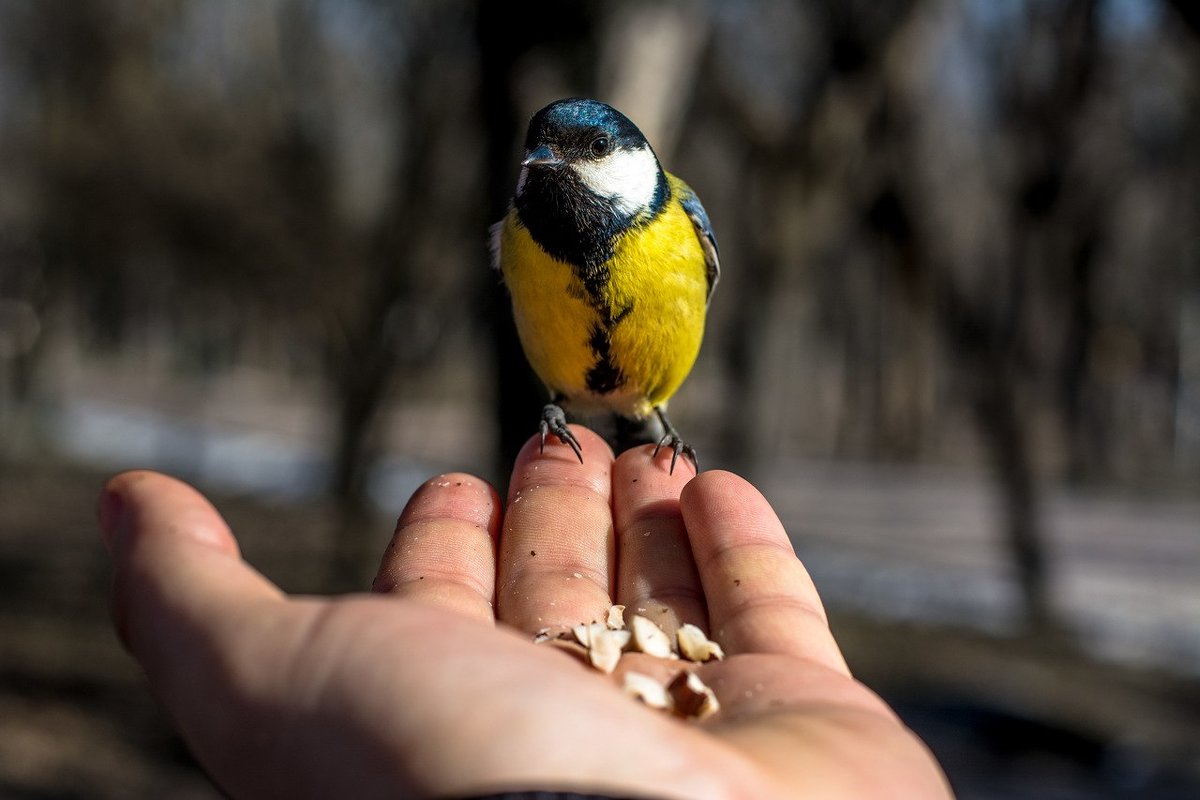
[491,98,719,474]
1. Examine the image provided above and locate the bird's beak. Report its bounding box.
[522,145,562,169]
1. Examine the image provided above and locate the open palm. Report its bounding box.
[100,426,950,799]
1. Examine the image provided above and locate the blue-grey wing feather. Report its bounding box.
[677,185,720,303]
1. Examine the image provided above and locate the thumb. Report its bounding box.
[98,469,283,688]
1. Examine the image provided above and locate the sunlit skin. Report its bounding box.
[97,426,952,799]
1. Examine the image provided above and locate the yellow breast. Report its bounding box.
[499,174,708,419]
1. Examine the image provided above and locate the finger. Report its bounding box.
[98,470,291,722]
[373,473,501,623]
[612,445,706,638]
[496,425,616,633]
[680,471,848,673]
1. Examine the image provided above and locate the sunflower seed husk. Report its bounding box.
[587,628,632,674]
[677,623,725,662]
[668,670,720,720]
[629,614,674,658]
[622,671,672,710]
[606,604,626,630]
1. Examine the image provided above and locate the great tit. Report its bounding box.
[492,98,719,473]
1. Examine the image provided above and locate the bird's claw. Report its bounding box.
[653,434,698,475]
[540,404,583,463]
[651,406,698,475]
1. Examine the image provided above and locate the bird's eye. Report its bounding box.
[590,136,610,157]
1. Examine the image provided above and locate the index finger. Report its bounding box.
[372,473,501,623]
[680,470,848,673]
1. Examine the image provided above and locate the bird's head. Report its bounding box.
[515,98,665,220]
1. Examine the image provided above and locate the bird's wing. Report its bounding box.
[675,181,720,304]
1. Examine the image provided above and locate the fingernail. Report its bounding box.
[97,487,125,553]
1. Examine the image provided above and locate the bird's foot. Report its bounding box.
[653,433,698,475]
[539,403,583,463]
[651,407,698,475]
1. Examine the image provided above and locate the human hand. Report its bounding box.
[98,426,951,799]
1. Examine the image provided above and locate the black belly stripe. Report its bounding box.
[580,264,610,306]
[585,303,632,395]
[585,338,622,393]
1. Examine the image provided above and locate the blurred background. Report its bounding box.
[1,0,1198,797]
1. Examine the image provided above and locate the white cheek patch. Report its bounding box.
[515,165,529,197]
[570,145,660,216]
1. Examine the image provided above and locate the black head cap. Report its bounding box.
[524,98,651,162]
